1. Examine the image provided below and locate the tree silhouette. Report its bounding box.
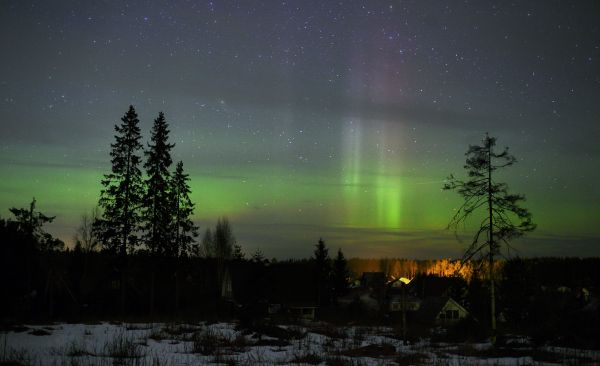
[313,238,331,307]
[74,206,100,252]
[232,243,245,260]
[143,112,175,256]
[443,134,535,343]
[96,105,144,256]
[251,248,268,265]
[201,228,214,258]
[210,217,235,300]
[332,248,349,302]
[9,198,63,252]
[213,217,235,260]
[96,105,144,317]
[6,198,63,305]
[171,161,199,257]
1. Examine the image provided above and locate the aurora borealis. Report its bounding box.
[1,1,598,258]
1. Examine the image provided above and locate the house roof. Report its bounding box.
[416,296,449,322]
[415,296,469,323]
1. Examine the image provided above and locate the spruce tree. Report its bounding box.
[171,161,199,257]
[313,238,331,306]
[232,243,245,260]
[332,248,349,298]
[314,238,330,274]
[97,105,144,256]
[142,112,175,256]
[251,248,268,265]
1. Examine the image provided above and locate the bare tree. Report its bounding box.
[74,206,100,252]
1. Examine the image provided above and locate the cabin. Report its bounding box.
[415,297,469,325]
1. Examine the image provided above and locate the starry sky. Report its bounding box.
[1,1,599,259]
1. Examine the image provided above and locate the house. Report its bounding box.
[415,297,469,325]
[388,293,422,312]
[287,302,318,320]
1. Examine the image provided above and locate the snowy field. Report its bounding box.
[2,322,599,365]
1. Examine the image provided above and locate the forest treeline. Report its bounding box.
[1,214,599,321]
[1,202,599,347]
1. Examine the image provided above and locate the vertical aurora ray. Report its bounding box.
[341,118,404,230]
[375,157,401,229]
[341,118,363,226]
[374,120,403,229]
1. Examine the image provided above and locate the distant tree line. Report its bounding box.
[347,258,481,281]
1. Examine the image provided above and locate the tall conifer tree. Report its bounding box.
[332,248,349,298]
[171,161,198,256]
[313,238,331,306]
[97,105,144,256]
[142,112,175,256]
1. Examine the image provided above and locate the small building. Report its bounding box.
[416,297,469,325]
[287,302,318,320]
[388,294,422,312]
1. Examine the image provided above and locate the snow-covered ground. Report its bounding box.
[1,322,598,365]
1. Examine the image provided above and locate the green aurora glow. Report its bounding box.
[1,123,598,259]
[1,1,598,258]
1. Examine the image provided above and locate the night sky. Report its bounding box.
[1,1,599,258]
